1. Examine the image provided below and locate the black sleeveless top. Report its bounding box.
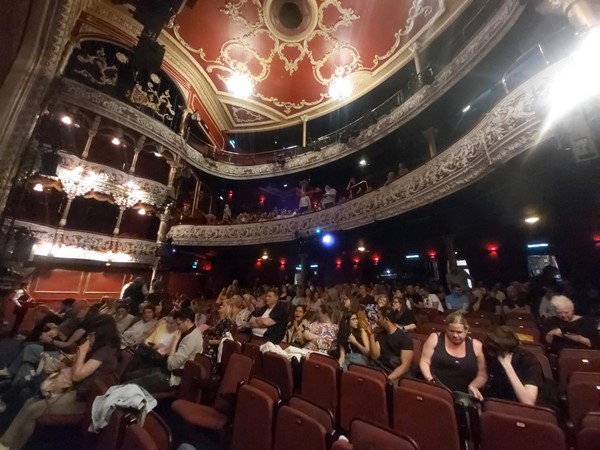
[431,333,478,393]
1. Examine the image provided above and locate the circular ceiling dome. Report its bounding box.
[264,0,318,43]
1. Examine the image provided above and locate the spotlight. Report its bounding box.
[524,217,539,224]
[154,152,162,157]
[462,105,471,113]
[322,233,334,246]
[329,76,352,100]
[359,159,367,166]
[33,183,43,192]
[527,243,549,249]
[138,208,146,215]
[60,115,73,125]
[226,73,254,99]
[111,137,121,145]
[357,246,366,252]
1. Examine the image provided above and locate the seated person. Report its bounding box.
[445,284,469,311]
[368,306,414,382]
[484,326,554,408]
[98,297,117,316]
[124,308,203,392]
[114,304,135,334]
[417,286,444,312]
[390,295,417,332]
[124,313,179,373]
[303,305,338,353]
[338,312,370,369]
[544,295,598,354]
[284,305,310,348]
[419,311,487,399]
[242,289,288,344]
[121,305,157,347]
[0,315,120,450]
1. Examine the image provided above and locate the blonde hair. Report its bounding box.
[551,295,574,311]
[445,311,469,331]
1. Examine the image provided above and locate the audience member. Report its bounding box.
[337,312,370,369]
[303,305,338,353]
[114,304,135,334]
[544,295,598,354]
[419,311,487,398]
[244,289,288,344]
[121,305,157,347]
[368,306,414,382]
[390,295,417,332]
[284,305,310,348]
[445,284,469,311]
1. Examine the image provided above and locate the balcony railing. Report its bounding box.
[167,57,564,246]
[12,219,158,265]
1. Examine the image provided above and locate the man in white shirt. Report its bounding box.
[121,305,157,347]
[418,286,444,312]
[322,185,337,208]
[299,194,311,213]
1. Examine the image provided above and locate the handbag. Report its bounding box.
[40,367,73,398]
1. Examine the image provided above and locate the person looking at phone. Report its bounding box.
[544,295,598,354]
[0,315,119,450]
[419,311,487,400]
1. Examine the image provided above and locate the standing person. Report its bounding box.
[222,204,232,224]
[419,312,487,399]
[9,282,34,337]
[322,185,337,208]
[121,277,148,314]
[298,193,311,213]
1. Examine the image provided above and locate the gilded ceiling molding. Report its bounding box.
[56,152,169,207]
[13,219,158,265]
[57,0,524,180]
[167,58,562,246]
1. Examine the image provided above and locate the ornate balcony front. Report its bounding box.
[12,219,158,265]
[167,57,562,246]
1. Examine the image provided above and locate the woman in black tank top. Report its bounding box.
[419,312,487,398]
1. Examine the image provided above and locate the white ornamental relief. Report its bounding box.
[167,60,564,246]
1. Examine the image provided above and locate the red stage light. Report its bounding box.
[353,257,360,264]
[279,258,286,265]
[428,250,437,258]
[487,244,499,252]
[336,258,342,265]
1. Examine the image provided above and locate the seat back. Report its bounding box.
[505,317,537,327]
[91,408,134,450]
[214,353,253,414]
[347,363,388,386]
[393,379,460,450]
[307,352,340,370]
[142,411,171,450]
[411,337,422,365]
[567,371,600,429]
[231,384,275,450]
[289,395,335,434]
[578,412,600,450]
[419,322,446,335]
[340,371,388,431]
[177,360,208,403]
[120,424,158,450]
[273,406,327,450]
[243,341,264,377]
[521,346,553,380]
[480,411,566,450]
[483,398,557,425]
[262,351,294,401]
[508,325,540,342]
[301,357,339,418]
[249,376,282,403]
[350,418,417,450]
[221,339,242,373]
[558,351,600,385]
[469,317,493,329]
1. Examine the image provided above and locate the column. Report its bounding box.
[156,212,171,244]
[59,196,74,227]
[81,116,101,159]
[129,136,146,174]
[442,234,457,270]
[409,42,422,74]
[56,38,77,75]
[113,206,126,235]
[301,115,308,147]
[422,127,439,159]
[167,159,182,190]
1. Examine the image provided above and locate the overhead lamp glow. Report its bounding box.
[357,246,366,252]
[359,159,367,166]
[329,76,352,100]
[138,208,146,216]
[153,152,162,157]
[525,216,540,224]
[111,137,121,146]
[33,183,43,192]
[322,233,334,246]
[546,27,600,128]
[60,115,73,125]
[462,105,471,113]
[527,243,549,249]
[406,254,420,259]
[226,73,254,99]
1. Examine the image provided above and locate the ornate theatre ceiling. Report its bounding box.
[78,0,471,133]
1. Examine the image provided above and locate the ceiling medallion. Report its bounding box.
[263,0,319,43]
